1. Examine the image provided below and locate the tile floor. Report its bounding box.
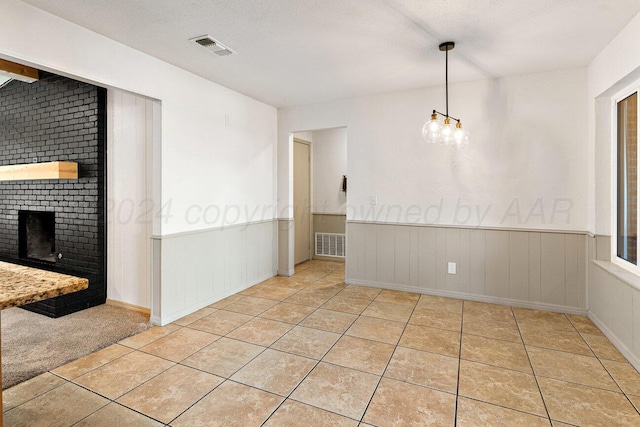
[4,260,640,426]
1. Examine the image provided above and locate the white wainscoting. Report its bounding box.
[346,221,587,314]
[589,258,640,371]
[153,220,277,325]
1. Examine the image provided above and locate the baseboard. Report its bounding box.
[106,299,151,317]
[312,256,345,263]
[278,269,295,277]
[345,278,588,316]
[589,311,640,371]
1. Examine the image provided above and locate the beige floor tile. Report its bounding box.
[294,269,328,281]
[323,336,395,375]
[172,307,217,326]
[321,295,372,314]
[346,315,406,345]
[271,325,341,359]
[409,307,462,331]
[238,285,262,296]
[602,359,640,395]
[456,397,551,427]
[223,296,279,316]
[338,285,382,300]
[581,332,627,361]
[310,278,346,291]
[567,314,603,336]
[250,285,300,301]
[300,308,358,333]
[231,348,316,396]
[140,327,219,362]
[385,346,459,393]
[538,376,640,427]
[363,377,456,426]
[258,276,293,286]
[464,301,513,318]
[226,317,292,346]
[259,302,316,323]
[118,324,181,349]
[74,403,163,427]
[52,343,132,380]
[399,324,461,357]
[291,362,380,419]
[263,400,358,427]
[285,289,336,307]
[172,380,283,427]
[513,308,574,332]
[208,294,247,308]
[628,394,640,414]
[551,421,577,427]
[459,360,546,417]
[461,334,531,373]
[361,301,414,323]
[374,289,420,306]
[323,272,346,282]
[527,346,619,391]
[74,351,174,399]
[520,328,592,356]
[3,372,67,411]
[417,295,463,313]
[462,313,522,342]
[181,336,265,377]
[187,309,253,335]
[278,279,320,290]
[4,382,108,427]
[117,364,223,423]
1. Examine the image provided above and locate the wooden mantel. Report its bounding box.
[0,161,78,181]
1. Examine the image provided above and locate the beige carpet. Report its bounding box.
[1,304,150,389]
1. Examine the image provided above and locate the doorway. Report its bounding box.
[294,138,311,264]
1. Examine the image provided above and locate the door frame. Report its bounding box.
[293,137,313,264]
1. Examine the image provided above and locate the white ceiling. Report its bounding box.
[21,0,640,108]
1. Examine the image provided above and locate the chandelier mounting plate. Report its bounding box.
[439,42,455,52]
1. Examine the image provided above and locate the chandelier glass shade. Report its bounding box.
[422,42,470,148]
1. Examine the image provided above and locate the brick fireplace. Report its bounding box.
[0,72,106,317]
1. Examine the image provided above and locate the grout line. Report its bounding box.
[513,306,553,424]
[16,262,633,426]
[454,301,466,427]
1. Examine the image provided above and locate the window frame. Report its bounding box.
[612,84,640,274]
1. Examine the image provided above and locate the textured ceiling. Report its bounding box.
[20,0,640,107]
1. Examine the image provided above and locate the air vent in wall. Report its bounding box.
[315,233,346,258]
[190,35,236,56]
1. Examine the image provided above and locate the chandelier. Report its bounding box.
[422,42,470,147]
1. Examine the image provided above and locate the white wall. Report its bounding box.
[0,0,278,236]
[279,68,589,231]
[107,89,153,310]
[588,12,640,236]
[311,127,347,214]
[0,0,278,323]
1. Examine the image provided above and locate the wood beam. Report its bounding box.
[0,59,39,83]
[0,162,78,181]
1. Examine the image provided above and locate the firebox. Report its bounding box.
[19,210,56,263]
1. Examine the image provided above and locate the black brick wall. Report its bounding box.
[0,73,106,316]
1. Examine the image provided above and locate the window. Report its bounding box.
[617,91,639,266]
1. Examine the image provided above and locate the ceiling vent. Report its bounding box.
[190,35,236,57]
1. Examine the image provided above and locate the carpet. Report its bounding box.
[1,304,150,389]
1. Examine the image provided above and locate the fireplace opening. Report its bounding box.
[19,211,56,263]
